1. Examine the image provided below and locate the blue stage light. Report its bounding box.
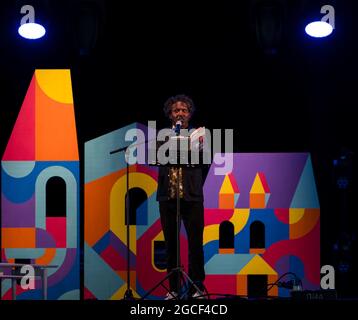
[305,21,333,38]
[18,22,46,40]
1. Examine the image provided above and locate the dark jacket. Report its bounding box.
[155,126,208,202]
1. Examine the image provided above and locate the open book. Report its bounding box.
[171,127,206,151]
[189,127,205,151]
[190,127,205,141]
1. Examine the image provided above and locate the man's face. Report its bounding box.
[169,101,191,128]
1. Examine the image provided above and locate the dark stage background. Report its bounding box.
[0,0,357,298]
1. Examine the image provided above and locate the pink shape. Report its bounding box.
[204,209,234,225]
[134,164,158,181]
[205,275,237,296]
[263,221,320,285]
[46,217,66,248]
[274,208,289,224]
[100,245,127,271]
[228,173,240,193]
[3,75,35,160]
[84,287,97,300]
[1,288,12,300]
[258,172,270,193]
[1,249,6,261]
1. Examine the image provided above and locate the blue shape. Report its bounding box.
[136,194,160,238]
[290,155,320,208]
[203,240,219,264]
[1,161,79,203]
[84,123,138,183]
[235,209,289,253]
[93,232,111,254]
[205,254,255,274]
[84,243,124,300]
[289,255,305,281]
[136,198,148,225]
[49,250,80,300]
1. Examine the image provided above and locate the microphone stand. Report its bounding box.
[141,129,205,300]
[110,136,157,300]
[110,145,133,300]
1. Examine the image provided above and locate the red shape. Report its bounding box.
[205,275,237,296]
[136,219,188,297]
[100,245,127,271]
[258,172,270,193]
[3,75,35,160]
[1,288,12,300]
[84,287,97,300]
[228,173,240,193]
[134,164,158,181]
[1,249,6,261]
[263,221,320,285]
[46,217,66,248]
[204,209,234,225]
[274,208,289,224]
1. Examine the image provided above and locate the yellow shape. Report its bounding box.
[35,70,73,104]
[203,209,249,246]
[111,281,140,300]
[203,224,220,245]
[219,175,235,194]
[250,173,265,193]
[289,208,305,224]
[230,209,250,234]
[239,255,277,275]
[290,208,320,239]
[152,231,166,273]
[110,171,157,254]
[35,70,78,161]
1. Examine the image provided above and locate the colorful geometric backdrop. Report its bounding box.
[1,70,80,299]
[203,153,320,297]
[0,71,320,299]
[84,123,320,299]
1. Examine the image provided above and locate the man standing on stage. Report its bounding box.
[156,94,206,300]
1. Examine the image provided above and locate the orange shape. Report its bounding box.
[2,228,36,248]
[219,248,235,254]
[250,193,265,208]
[36,248,56,265]
[35,72,78,161]
[219,194,234,209]
[236,275,247,296]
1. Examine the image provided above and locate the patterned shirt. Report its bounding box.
[168,166,184,199]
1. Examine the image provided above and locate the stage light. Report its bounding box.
[305,21,333,38]
[18,5,46,40]
[18,22,46,39]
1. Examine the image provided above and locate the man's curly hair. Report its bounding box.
[163,94,196,118]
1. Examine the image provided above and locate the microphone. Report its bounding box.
[175,120,182,135]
